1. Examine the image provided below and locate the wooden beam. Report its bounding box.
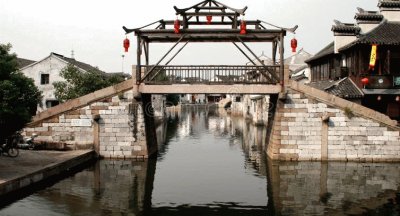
[237,36,280,82]
[139,84,282,94]
[196,6,226,10]
[185,12,236,16]
[148,41,190,81]
[232,42,256,65]
[140,35,186,82]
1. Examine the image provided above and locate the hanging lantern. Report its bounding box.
[174,19,181,34]
[206,15,212,24]
[377,95,382,101]
[240,20,247,35]
[396,96,400,102]
[361,77,369,86]
[369,44,378,70]
[123,37,130,52]
[291,37,298,53]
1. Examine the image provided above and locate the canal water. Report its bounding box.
[1,107,400,215]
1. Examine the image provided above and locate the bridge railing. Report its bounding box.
[140,65,280,85]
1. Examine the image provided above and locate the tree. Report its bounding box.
[0,43,42,141]
[53,64,126,102]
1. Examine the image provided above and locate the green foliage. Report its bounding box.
[53,64,125,102]
[166,94,180,106]
[344,107,354,119]
[0,43,42,141]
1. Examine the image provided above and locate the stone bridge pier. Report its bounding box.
[24,80,160,159]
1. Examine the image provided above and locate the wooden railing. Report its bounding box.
[140,65,280,84]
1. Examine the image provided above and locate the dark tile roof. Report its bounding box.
[331,22,361,34]
[291,72,307,82]
[307,77,364,99]
[17,58,35,69]
[290,65,308,75]
[52,52,105,74]
[354,13,383,23]
[305,42,334,63]
[339,21,400,51]
[378,0,400,8]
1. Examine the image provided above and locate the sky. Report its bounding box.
[0,0,378,74]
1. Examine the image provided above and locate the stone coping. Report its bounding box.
[0,150,96,198]
[29,79,133,126]
[290,81,399,129]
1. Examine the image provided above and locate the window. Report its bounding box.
[41,74,49,85]
[45,100,59,108]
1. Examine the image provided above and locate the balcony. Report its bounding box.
[361,74,400,89]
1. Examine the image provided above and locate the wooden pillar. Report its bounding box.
[136,35,142,83]
[279,33,284,86]
[272,40,277,66]
[145,40,149,66]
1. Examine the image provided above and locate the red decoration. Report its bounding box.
[291,37,297,52]
[361,77,369,85]
[240,20,247,34]
[174,19,180,34]
[123,37,130,52]
[206,15,212,24]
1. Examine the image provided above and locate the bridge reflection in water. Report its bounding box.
[2,107,400,215]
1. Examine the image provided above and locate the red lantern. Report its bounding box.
[206,15,212,24]
[361,77,369,85]
[240,20,247,35]
[291,37,297,53]
[123,37,130,52]
[174,19,180,34]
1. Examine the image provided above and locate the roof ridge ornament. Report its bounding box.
[174,0,247,15]
[259,20,298,33]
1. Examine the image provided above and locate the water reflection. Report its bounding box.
[2,107,400,215]
[268,160,400,215]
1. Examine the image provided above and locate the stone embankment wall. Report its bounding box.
[230,95,270,126]
[25,90,150,159]
[268,81,400,161]
[24,79,158,159]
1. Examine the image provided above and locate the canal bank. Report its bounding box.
[0,150,96,202]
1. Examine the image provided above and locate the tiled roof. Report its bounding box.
[354,13,383,22]
[305,42,334,63]
[307,77,364,99]
[378,0,400,8]
[52,53,105,74]
[284,49,313,64]
[291,72,307,82]
[331,22,361,34]
[17,58,35,69]
[339,21,400,51]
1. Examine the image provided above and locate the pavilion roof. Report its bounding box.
[123,0,295,43]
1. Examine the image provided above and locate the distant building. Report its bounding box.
[17,58,35,69]
[306,0,400,119]
[20,52,109,112]
[284,48,313,73]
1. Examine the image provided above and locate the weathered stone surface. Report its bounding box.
[268,82,400,161]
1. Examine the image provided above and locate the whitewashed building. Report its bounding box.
[20,52,107,112]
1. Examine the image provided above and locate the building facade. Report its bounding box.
[20,53,110,112]
[306,0,400,120]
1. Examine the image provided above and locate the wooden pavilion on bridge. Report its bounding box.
[123,0,297,87]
